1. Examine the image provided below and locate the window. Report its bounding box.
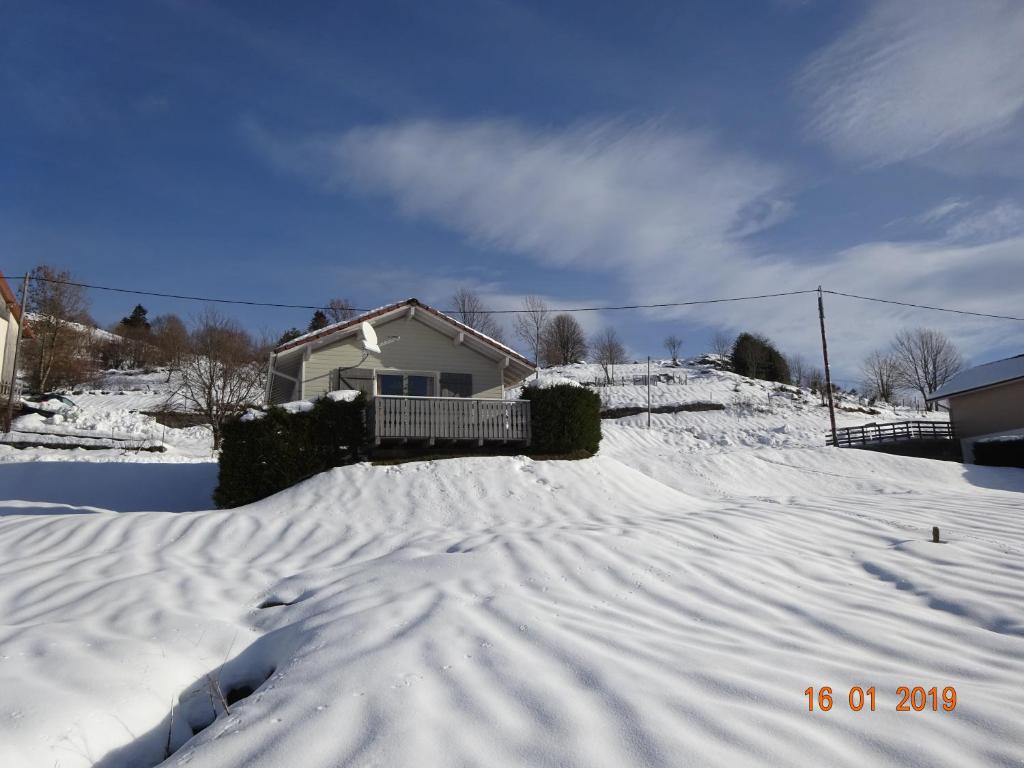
[407,375,434,397]
[376,372,436,396]
[440,372,473,398]
[378,374,404,396]
[331,367,374,395]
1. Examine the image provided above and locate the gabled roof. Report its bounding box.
[273,297,536,369]
[927,354,1024,401]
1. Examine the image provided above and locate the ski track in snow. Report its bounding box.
[0,362,1022,767]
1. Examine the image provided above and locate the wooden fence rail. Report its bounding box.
[374,396,530,446]
[832,420,954,447]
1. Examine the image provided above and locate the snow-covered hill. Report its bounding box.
[2,355,1019,768]
[526,358,945,452]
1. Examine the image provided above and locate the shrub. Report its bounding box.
[522,384,601,455]
[973,437,1024,468]
[214,394,367,508]
[730,332,791,384]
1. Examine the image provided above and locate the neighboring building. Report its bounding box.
[267,298,536,445]
[0,271,28,401]
[927,355,1024,462]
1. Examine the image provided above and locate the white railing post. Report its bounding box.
[475,399,483,446]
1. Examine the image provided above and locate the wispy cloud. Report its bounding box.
[944,201,1024,244]
[911,198,1024,244]
[799,0,1024,167]
[916,198,970,226]
[250,117,1024,374]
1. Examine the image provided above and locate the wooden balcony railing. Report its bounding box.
[373,396,530,445]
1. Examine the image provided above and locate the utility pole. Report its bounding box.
[647,356,652,429]
[4,272,30,433]
[817,286,838,447]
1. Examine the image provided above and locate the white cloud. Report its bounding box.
[251,117,1024,377]
[799,0,1024,167]
[944,201,1024,244]
[329,119,790,275]
[916,198,970,226]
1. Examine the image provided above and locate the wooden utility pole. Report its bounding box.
[4,272,30,433]
[817,286,838,447]
[647,356,652,429]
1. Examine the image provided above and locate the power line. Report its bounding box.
[13,273,818,314]
[10,271,1024,321]
[823,290,1024,322]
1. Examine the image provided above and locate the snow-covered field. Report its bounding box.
[1,361,1021,767]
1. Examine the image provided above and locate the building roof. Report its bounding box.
[926,354,1024,401]
[273,297,536,369]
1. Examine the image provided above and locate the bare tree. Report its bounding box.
[541,314,587,366]
[890,328,963,410]
[710,330,733,358]
[176,308,266,450]
[860,349,900,403]
[451,287,505,342]
[326,298,357,324]
[593,328,627,382]
[151,314,190,381]
[786,354,808,388]
[807,367,826,405]
[663,335,683,364]
[22,265,95,391]
[513,295,550,365]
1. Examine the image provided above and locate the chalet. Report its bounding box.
[927,355,1024,462]
[266,298,536,445]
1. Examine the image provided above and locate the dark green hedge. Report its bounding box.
[973,437,1024,468]
[214,394,368,508]
[523,383,601,455]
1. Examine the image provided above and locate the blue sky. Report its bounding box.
[4,0,1023,380]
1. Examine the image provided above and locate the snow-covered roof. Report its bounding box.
[273,298,536,369]
[926,354,1024,401]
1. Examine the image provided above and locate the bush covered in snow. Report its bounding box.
[214,393,367,507]
[522,383,601,456]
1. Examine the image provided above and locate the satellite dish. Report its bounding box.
[360,321,381,355]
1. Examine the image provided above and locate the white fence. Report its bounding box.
[373,396,530,445]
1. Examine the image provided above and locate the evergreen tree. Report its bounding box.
[120,304,151,331]
[308,310,329,332]
[277,328,303,345]
[730,332,791,384]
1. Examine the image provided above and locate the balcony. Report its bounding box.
[373,395,530,445]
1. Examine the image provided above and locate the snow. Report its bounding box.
[325,389,361,402]
[0,358,1021,767]
[526,374,581,389]
[927,353,1024,400]
[279,400,315,414]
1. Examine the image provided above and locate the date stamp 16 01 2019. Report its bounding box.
[805,686,957,712]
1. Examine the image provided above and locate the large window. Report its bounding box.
[376,372,436,397]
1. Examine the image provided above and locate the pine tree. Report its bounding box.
[308,310,329,332]
[277,328,303,345]
[121,304,151,331]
